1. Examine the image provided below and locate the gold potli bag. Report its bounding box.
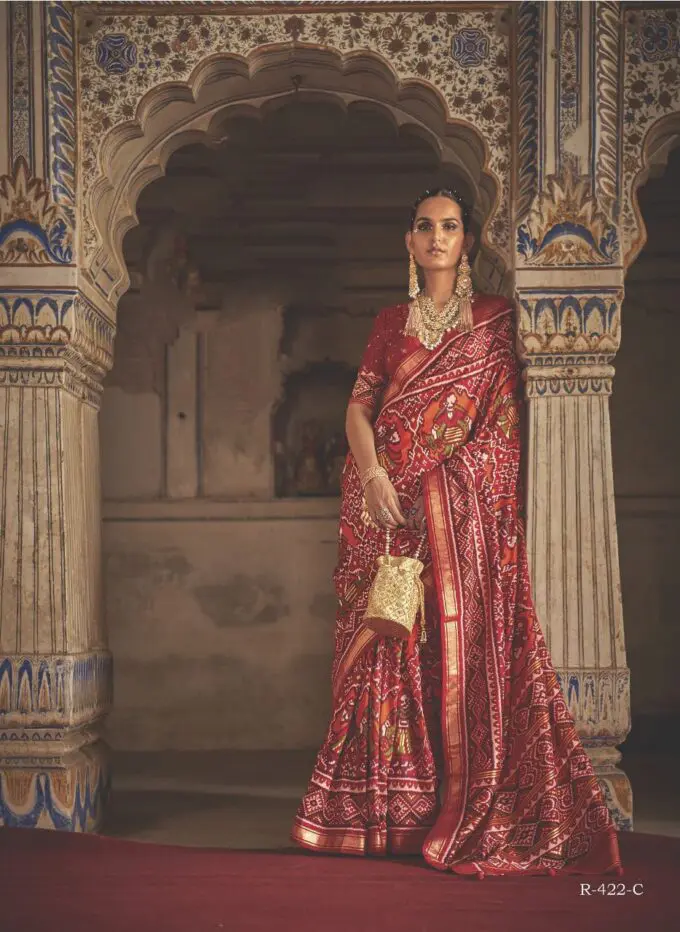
[363,529,427,643]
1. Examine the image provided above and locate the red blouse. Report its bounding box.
[348,304,415,415]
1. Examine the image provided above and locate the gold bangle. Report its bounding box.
[361,464,388,490]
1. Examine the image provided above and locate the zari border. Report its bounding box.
[421,465,469,869]
[292,818,430,856]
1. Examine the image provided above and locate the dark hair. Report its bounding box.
[409,187,471,232]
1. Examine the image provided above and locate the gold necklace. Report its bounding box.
[404,293,462,350]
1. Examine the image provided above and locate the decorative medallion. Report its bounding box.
[632,11,679,63]
[451,28,490,67]
[95,34,138,75]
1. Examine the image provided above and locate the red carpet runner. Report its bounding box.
[0,828,677,932]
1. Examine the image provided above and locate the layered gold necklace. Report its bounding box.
[404,293,464,351]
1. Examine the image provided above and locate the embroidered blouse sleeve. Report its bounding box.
[348,308,389,414]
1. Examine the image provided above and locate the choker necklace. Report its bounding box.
[404,292,471,350]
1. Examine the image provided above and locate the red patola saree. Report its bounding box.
[291,294,622,877]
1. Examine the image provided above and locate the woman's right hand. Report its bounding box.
[364,475,407,529]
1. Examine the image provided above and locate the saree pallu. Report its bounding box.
[291,296,621,876]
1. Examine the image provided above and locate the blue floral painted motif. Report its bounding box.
[96,34,138,75]
[634,16,679,62]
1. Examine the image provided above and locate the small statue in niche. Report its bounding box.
[166,233,202,299]
[293,420,325,496]
[323,430,348,495]
[274,439,288,498]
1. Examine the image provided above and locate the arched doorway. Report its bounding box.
[96,62,506,763]
[82,47,509,306]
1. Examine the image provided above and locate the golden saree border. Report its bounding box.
[292,819,431,856]
[422,468,458,620]
[292,820,374,855]
[382,343,431,409]
[421,466,469,868]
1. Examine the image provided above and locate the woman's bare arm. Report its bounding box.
[345,403,406,528]
[345,403,380,476]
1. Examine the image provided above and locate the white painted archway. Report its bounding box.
[81,48,509,311]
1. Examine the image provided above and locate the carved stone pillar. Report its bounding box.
[0,285,115,830]
[515,2,631,829]
[0,2,114,830]
[0,279,116,830]
[516,286,631,829]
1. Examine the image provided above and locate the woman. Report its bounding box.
[291,188,622,877]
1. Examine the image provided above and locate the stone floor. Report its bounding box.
[101,749,680,848]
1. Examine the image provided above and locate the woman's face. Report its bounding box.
[405,196,472,273]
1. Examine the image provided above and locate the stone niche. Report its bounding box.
[273,360,354,498]
[273,302,369,498]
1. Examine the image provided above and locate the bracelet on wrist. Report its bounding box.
[360,464,388,490]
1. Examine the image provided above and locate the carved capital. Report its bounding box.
[0,289,116,406]
[515,289,622,387]
[523,359,615,397]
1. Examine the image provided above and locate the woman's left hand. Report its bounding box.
[405,494,427,534]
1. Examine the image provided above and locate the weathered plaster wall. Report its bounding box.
[102,509,339,749]
[99,288,361,748]
[201,297,284,500]
[99,170,378,746]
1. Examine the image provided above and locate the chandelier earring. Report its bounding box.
[408,253,420,300]
[454,251,474,331]
[404,249,475,349]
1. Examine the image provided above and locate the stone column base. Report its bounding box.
[0,735,110,831]
[0,650,113,831]
[588,746,633,832]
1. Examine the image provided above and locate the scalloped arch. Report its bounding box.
[84,46,506,307]
[626,109,680,271]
